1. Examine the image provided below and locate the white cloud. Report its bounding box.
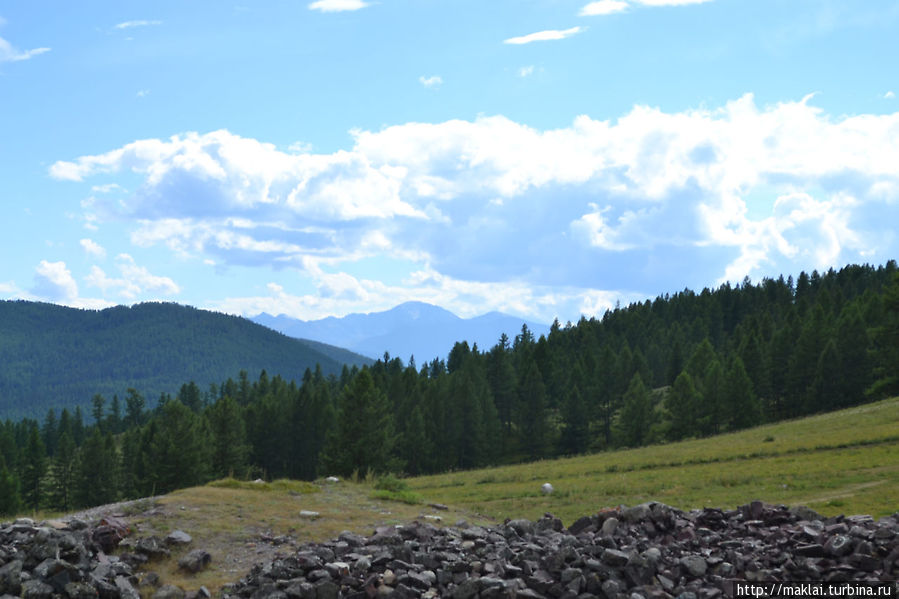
[52,95,899,320]
[419,75,443,88]
[0,36,50,62]
[80,238,107,259]
[85,254,180,299]
[504,26,585,45]
[885,91,896,100]
[518,66,535,77]
[308,0,370,13]
[580,1,630,16]
[113,20,163,30]
[32,261,79,303]
[136,89,150,98]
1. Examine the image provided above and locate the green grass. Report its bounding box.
[408,397,899,525]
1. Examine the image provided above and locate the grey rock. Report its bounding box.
[679,555,707,577]
[152,584,186,599]
[64,582,99,599]
[165,530,193,546]
[22,579,55,599]
[178,549,212,573]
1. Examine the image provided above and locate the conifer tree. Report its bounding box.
[698,359,725,435]
[0,454,21,516]
[560,385,590,455]
[75,430,118,507]
[47,431,77,511]
[726,356,760,430]
[144,400,210,493]
[206,396,249,479]
[667,371,700,441]
[323,369,394,477]
[869,273,899,398]
[518,359,548,460]
[92,394,106,431]
[21,424,46,510]
[618,373,652,447]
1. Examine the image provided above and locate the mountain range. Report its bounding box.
[251,301,551,363]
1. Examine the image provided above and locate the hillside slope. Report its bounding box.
[409,396,899,523]
[0,300,372,419]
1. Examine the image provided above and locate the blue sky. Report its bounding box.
[1,0,898,324]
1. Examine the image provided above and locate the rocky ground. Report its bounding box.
[221,501,899,598]
[1,500,897,598]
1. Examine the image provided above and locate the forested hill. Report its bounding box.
[0,301,372,419]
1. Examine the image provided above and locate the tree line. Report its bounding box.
[1,261,897,515]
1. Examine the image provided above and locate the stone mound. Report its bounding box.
[222,501,899,599]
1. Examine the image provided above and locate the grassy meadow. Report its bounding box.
[408,396,899,524]
[75,397,897,596]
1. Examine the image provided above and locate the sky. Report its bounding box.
[1,0,898,324]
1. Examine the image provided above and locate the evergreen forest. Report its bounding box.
[1,261,898,516]
[0,301,372,420]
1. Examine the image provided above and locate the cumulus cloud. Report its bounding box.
[504,26,585,45]
[885,91,896,100]
[580,1,629,16]
[84,254,180,299]
[0,35,50,62]
[31,261,79,303]
[518,66,535,77]
[419,75,442,88]
[51,95,899,321]
[80,238,107,258]
[308,0,370,12]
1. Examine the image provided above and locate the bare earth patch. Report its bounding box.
[64,479,493,596]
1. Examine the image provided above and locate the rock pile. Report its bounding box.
[0,517,209,599]
[224,501,899,599]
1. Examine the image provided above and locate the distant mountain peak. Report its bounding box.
[250,302,549,363]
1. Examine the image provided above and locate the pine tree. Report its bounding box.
[698,359,725,435]
[812,339,841,412]
[206,396,249,479]
[868,273,899,398]
[75,430,118,507]
[560,385,591,455]
[0,454,21,516]
[518,360,548,460]
[835,305,871,406]
[143,400,210,494]
[47,431,78,511]
[667,371,700,441]
[125,388,146,428]
[322,369,394,477]
[42,409,58,457]
[92,394,106,431]
[618,373,652,447]
[726,356,760,430]
[21,424,46,510]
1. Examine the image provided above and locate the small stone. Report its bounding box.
[679,555,708,578]
[541,483,554,495]
[300,510,320,519]
[152,585,186,599]
[165,530,192,546]
[177,549,212,573]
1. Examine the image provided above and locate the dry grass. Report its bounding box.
[123,478,490,596]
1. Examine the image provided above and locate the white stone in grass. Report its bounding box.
[541,483,554,495]
[300,510,320,519]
